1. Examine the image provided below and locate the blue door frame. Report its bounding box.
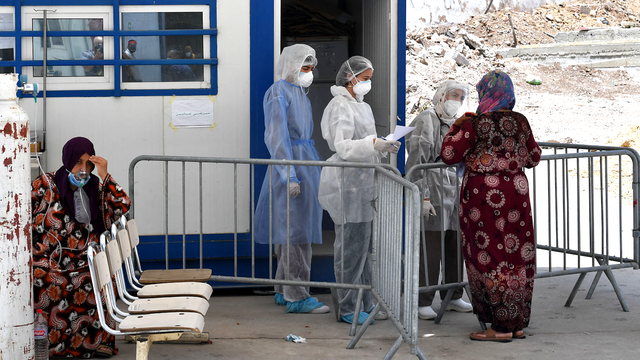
[249,0,407,167]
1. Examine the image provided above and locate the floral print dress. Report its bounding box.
[32,173,130,358]
[441,110,541,332]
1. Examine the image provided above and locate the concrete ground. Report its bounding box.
[109,267,640,360]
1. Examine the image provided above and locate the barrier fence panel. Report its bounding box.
[532,143,640,311]
[404,142,640,325]
[129,156,424,358]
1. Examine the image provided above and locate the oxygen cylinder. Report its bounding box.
[0,73,34,359]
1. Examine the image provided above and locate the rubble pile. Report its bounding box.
[460,0,640,48]
[405,0,640,203]
[405,0,640,123]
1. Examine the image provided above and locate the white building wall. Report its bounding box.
[22,0,251,236]
[407,0,566,27]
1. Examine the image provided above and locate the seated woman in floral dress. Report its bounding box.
[32,137,131,357]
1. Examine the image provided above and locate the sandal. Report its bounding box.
[512,330,526,339]
[469,328,513,342]
[94,345,115,358]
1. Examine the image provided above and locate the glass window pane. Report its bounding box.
[121,36,204,82]
[121,12,205,83]
[0,13,15,74]
[122,64,204,82]
[32,19,105,77]
[122,12,203,31]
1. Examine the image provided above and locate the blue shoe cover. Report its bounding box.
[275,293,286,306]
[286,297,325,313]
[341,312,373,325]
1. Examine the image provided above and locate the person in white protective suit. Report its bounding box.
[405,80,473,320]
[318,56,400,325]
[254,44,329,314]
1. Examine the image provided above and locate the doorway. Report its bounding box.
[279,0,395,161]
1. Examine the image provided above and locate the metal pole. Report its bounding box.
[199,162,203,269]
[0,73,34,359]
[42,11,48,147]
[182,161,186,269]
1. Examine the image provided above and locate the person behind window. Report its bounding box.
[166,49,196,81]
[32,137,131,357]
[441,70,541,342]
[183,44,202,80]
[183,45,195,60]
[80,36,104,76]
[318,56,399,325]
[405,80,473,320]
[123,39,141,82]
[254,44,329,315]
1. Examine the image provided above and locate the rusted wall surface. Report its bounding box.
[407,0,565,26]
[0,74,34,359]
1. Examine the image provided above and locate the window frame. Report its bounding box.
[0,0,218,97]
[119,4,211,90]
[22,6,114,90]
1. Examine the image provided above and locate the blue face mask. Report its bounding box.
[67,169,90,188]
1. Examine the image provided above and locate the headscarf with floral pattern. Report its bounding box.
[476,70,515,115]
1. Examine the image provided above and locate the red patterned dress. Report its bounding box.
[441,110,541,332]
[32,173,130,357]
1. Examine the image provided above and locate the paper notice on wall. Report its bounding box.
[171,99,214,128]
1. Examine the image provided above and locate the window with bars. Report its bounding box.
[0,1,218,96]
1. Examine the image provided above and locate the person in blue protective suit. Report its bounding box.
[254,44,329,314]
[318,56,399,325]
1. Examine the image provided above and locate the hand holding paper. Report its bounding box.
[385,125,416,142]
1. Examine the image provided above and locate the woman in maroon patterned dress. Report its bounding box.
[32,137,131,357]
[441,70,541,342]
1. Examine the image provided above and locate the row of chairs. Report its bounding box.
[87,216,213,359]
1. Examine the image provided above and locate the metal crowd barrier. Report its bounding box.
[533,142,640,311]
[404,142,640,325]
[128,156,425,359]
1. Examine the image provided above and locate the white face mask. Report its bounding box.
[298,72,314,88]
[443,100,462,117]
[353,79,372,96]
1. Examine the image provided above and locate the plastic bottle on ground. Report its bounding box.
[34,309,49,360]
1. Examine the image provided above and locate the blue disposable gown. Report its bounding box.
[255,80,323,245]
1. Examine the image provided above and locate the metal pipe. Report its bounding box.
[42,10,48,148]
[234,163,238,276]
[199,162,203,269]
[164,160,169,269]
[182,161,186,269]
[251,164,255,278]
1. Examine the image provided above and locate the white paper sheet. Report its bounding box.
[171,99,214,127]
[385,125,416,142]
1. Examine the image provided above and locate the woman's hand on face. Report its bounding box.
[453,112,477,127]
[89,155,108,180]
[33,242,47,256]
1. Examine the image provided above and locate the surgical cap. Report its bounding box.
[276,44,317,82]
[335,56,373,86]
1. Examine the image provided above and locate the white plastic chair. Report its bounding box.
[87,244,205,360]
[102,235,210,316]
[122,217,212,284]
[103,229,213,300]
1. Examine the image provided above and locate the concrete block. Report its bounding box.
[429,45,445,56]
[454,53,469,66]
[462,33,485,50]
[579,5,590,15]
[554,28,640,42]
[497,39,640,66]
